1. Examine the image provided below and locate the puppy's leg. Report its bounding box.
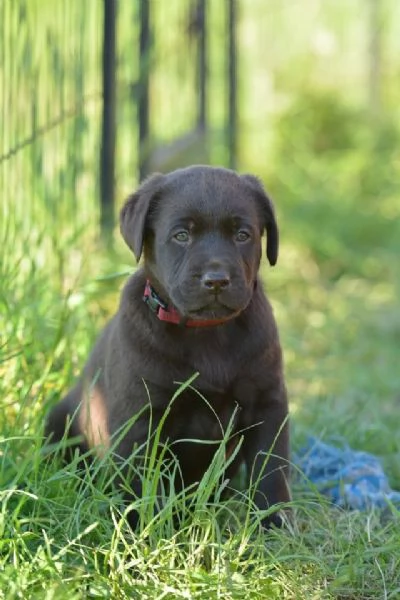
[44,385,88,460]
[242,393,290,529]
[111,413,175,531]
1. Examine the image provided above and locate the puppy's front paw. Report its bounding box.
[261,508,291,530]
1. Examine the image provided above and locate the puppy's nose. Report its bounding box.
[201,271,231,293]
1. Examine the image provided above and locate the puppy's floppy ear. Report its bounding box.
[120,173,165,261]
[241,174,279,266]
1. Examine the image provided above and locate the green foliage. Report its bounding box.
[275,91,365,155]
[270,91,400,281]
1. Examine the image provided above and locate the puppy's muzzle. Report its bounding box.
[201,270,231,294]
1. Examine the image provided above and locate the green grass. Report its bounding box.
[1,182,400,599]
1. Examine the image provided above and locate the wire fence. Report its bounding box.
[1,1,103,241]
[1,0,237,240]
[1,0,399,242]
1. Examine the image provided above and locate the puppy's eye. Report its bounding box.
[173,230,190,243]
[235,230,250,242]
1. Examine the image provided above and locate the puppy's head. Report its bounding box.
[120,166,279,321]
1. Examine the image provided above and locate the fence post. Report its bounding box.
[100,0,117,236]
[138,0,150,181]
[197,0,207,131]
[227,0,237,170]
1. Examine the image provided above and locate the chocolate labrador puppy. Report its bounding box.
[45,165,290,528]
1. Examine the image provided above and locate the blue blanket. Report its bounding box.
[295,437,400,510]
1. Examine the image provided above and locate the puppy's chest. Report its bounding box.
[186,343,244,393]
[163,390,240,442]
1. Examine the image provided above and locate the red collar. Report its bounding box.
[143,280,232,328]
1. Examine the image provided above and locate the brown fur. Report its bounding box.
[45,165,290,528]
[78,386,110,454]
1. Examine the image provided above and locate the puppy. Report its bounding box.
[45,165,290,528]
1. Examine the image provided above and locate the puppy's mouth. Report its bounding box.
[167,281,254,323]
[183,299,247,321]
[186,307,236,320]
